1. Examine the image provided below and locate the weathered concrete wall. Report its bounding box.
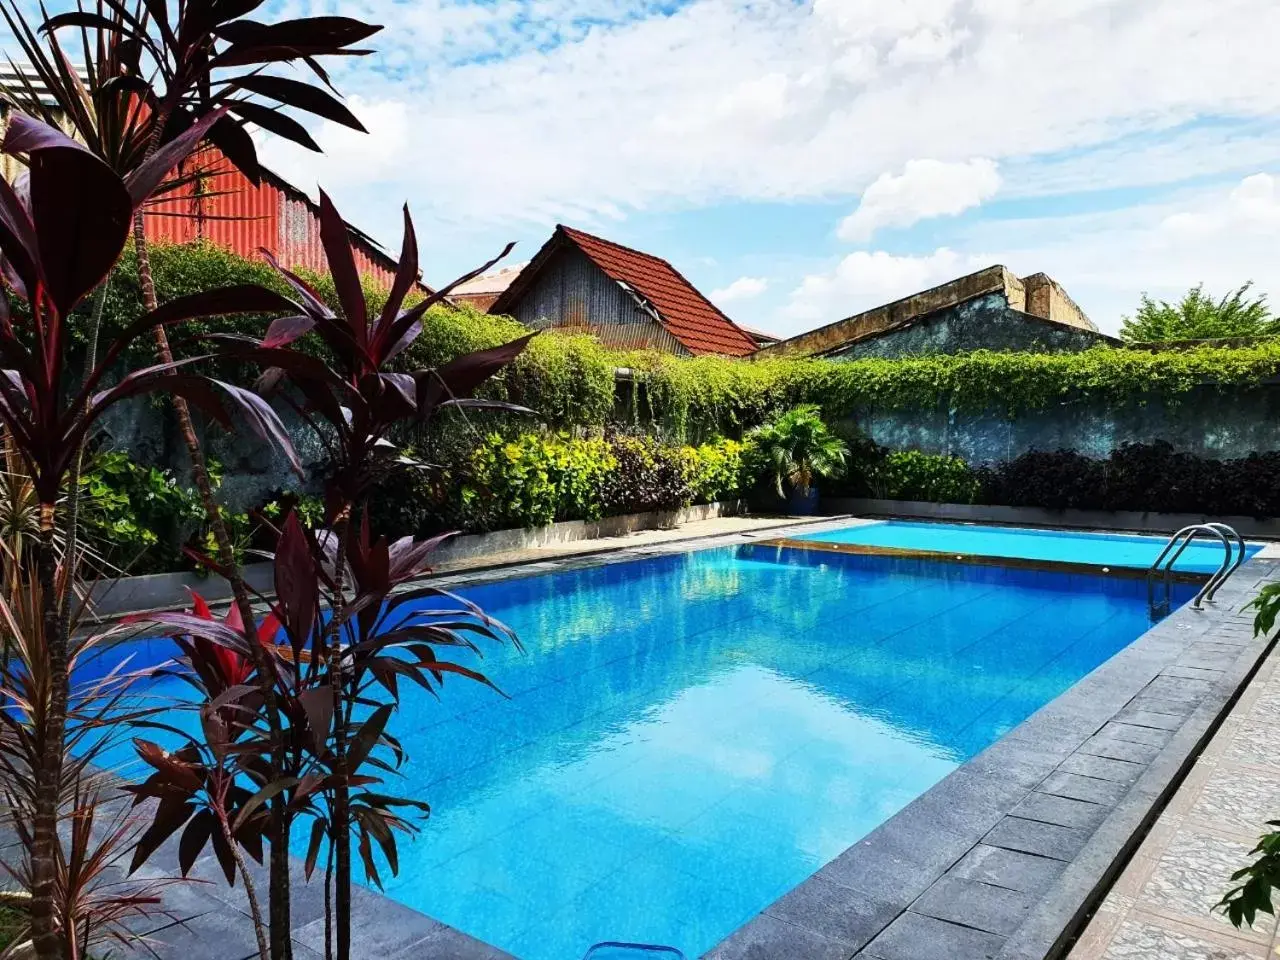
[1022,272,1096,332]
[757,265,1019,359]
[826,294,1106,359]
[847,382,1280,464]
[98,395,330,512]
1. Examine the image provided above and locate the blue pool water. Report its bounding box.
[798,520,1260,574]
[91,542,1195,959]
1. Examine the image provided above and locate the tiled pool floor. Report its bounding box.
[366,548,1182,959]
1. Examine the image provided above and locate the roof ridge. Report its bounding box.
[556,224,674,270]
[556,224,756,353]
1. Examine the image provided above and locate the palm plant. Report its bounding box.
[747,405,849,498]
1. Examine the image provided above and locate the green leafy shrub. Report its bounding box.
[79,451,209,574]
[626,343,1280,441]
[683,439,751,504]
[866,450,982,503]
[1120,283,1276,342]
[462,433,615,529]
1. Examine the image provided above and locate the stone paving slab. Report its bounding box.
[1068,613,1280,959]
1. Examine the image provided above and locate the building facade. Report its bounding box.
[490,226,757,357]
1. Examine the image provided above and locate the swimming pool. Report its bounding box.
[93,537,1199,959]
[791,520,1260,574]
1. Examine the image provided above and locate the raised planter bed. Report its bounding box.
[86,500,746,619]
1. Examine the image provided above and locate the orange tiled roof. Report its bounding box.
[494,225,758,357]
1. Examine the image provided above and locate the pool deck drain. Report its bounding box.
[25,516,1280,960]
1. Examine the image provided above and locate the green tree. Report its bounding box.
[1120,283,1276,342]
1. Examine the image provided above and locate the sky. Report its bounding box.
[238,0,1280,338]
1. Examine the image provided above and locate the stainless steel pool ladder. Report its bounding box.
[1147,522,1246,617]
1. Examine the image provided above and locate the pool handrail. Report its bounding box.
[582,943,688,959]
[1146,523,1236,616]
[1201,522,1247,602]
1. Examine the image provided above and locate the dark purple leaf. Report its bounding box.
[418,334,534,414]
[210,380,303,475]
[1,111,94,155]
[275,512,317,642]
[376,204,417,332]
[297,686,332,755]
[227,100,320,151]
[129,797,196,874]
[124,106,229,206]
[346,703,392,772]
[304,819,326,880]
[16,119,133,316]
[317,189,366,335]
[205,114,261,185]
[178,810,215,876]
[230,74,365,130]
[261,313,316,348]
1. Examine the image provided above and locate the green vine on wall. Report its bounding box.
[61,240,1280,446]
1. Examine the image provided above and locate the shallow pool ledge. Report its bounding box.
[703,554,1280,960]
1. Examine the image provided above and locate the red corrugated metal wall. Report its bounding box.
[142,151,398,287]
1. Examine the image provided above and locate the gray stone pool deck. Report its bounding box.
[1067,624,1280,959]
[45,519,1280,960]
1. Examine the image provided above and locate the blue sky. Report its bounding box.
[231,0,1280,335]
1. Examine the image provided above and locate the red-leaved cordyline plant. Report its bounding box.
[121,590,282,960]
[4,12,381,947]
[128,192,532,960]
[131,512,520,960]
[0,111,301,960]
[253,193,529,960]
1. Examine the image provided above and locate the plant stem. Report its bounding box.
[28,507,67,960]
[215,798,270,960]
[61,281,111,619]
[131,211,293,960]
[325,505,352,960]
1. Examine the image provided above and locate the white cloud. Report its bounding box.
[769,170,1280,337]
[782,247,991,328]
[711,276,769,303]
[1160,173,1280,237]
[837,158,1001,242]
[260,0,1280,235]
